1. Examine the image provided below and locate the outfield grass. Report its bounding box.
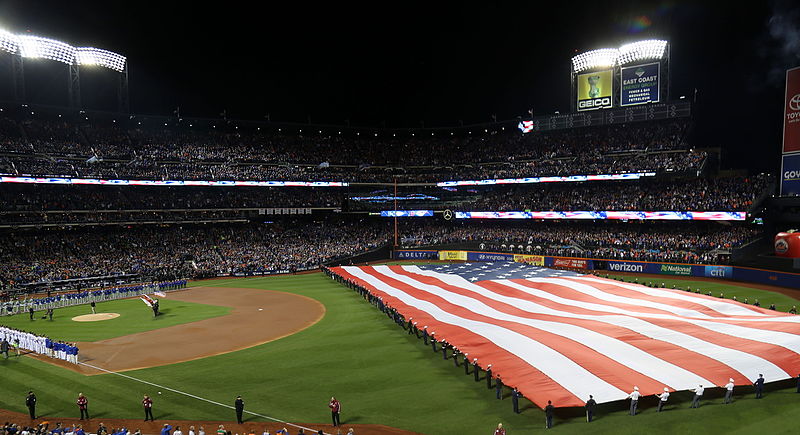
[603,273,800,312]
[0,298,231,341]
[0,271,799,434]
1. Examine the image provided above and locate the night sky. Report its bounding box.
[1,1,798,172]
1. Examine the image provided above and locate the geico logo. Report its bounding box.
[578,98,611,108]
[784,170,800,179]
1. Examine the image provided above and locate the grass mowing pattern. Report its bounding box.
[0,272,798,434]
[0,298,231,341]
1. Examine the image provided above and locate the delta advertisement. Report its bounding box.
[394,250,439,260]
[782,66,800,153]
[781,152,800,196]
[577,70,613,111]
[621,63,660,106]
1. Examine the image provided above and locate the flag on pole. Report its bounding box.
[332,263,800,408]
[154,291,167,298]
[140,295,154,307]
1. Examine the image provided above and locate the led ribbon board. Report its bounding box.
[437,172,655,187]
[380,210,434,217]
[454,211,747,221]
[0,177,348,187]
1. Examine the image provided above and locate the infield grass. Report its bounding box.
[0,270,799,434]
[0,298,231,341]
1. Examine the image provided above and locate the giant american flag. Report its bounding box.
[332,263,800,408]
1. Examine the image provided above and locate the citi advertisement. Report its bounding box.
[781,153,800,196]
[621,63,660,106]
[577,70,613,111]
[783,67,800,153]
[704,265,733,278]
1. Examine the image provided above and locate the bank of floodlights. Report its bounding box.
[75,47,127,72]
[571,48,619,73]
[571,40,668,72]
[0,29,18,54]
[617,40,668,65]
[0,29,126,72]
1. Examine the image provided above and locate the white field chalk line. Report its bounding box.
[79,361,330,435]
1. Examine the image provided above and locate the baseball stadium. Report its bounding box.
[2,3,800,435]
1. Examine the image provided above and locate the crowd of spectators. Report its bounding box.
[0,116,703,182]
[399,222,760,264]
[469,175,770,212]
[0,218,761,288]
[0,220,388,286]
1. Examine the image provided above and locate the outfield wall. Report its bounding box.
[393,249,800,289]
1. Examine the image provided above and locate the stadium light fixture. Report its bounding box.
[0,29,18,54]
[75,47,127,72]
[0,29,125,71]
[617,39,668,65]
[571,48,618,73]
[571,40,668,72]
[17,35,75,64]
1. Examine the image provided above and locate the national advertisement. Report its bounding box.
[781,153,800,196]
[782,67,800,153]
[660,263,692,276]
[577,70,613,111]
[621,63,660,106]
[513,254,545,266]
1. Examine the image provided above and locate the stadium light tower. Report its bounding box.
[570,39,670,112]
[0,28,128,112]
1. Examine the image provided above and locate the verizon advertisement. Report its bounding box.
[783,67,800,153]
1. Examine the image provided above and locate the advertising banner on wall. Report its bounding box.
[439,250,467,261]
[551,258,591,269]
[468,252,515,262]
[577,70,613,111]
[621,63,660,106]
[513,254,546,266]
[781,152,800,196]
[394,250,439,260]
[704,265,733,279]
[659,263,692,276]
[782,66,800,153]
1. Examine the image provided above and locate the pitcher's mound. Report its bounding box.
[72,313,120,322]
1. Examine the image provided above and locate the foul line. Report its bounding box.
[79,361,328,435]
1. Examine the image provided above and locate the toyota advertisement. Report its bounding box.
[783,67,800,153]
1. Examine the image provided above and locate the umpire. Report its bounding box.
[26,391,37,419]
